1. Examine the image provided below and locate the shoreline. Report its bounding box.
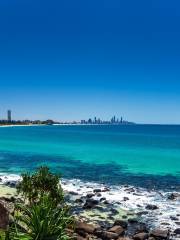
[0,173,179,239]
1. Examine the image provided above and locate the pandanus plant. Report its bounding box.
[6,167,73,240]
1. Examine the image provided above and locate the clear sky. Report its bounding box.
[0,0,180,124]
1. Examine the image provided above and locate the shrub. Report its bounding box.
[17,166,64,205]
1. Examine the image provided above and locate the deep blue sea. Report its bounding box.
[0,124,180,190]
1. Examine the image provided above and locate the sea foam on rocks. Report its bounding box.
[0,174,180,238]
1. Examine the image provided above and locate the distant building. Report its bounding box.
[7,110,12,122]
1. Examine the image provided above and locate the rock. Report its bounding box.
[110,208,119,215]
[0,202,9,229]
[167,193,180,200]
[5,181,16,188]
[174,228,180,234]
[100,197,106,202]
[97,193,102,197]
[74,234,88,240]
[102,187,110,192]
[75,198,84,204]
[93,189,102,193]
[128,218,138,224]
[170,216,178,221]
[109,226,125,236]
[96,230,119,239]
[114,220,128,229]
[75,221,97,234]
[135,223,148,234]
[145,205,158,210]
[133,233,149,240]
[86,193,95,198]
[137,211,149,216]
[118,238,132,240]
[69,191,79,195]
[150,229,169,239]
[83,199,99,209]
[123,197,129,201]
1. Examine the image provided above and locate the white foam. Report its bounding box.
[1,173,179,233]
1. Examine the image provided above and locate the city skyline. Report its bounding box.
[0,1,180,124]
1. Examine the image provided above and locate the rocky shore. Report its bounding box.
[0,176,179,240]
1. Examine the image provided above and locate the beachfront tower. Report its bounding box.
[7,110,12,122]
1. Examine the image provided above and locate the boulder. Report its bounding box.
[0,202,9,229]
[174,228,180,234]
[167,193,180,200]
[150,229,169,239]
[75,221,97,234]
[83,199,99,209]
[96,230,119,239]
[93,189,102,193]
[109,226,125,236]
[118,238,132,240]
[114,220,128,229]
[102,187,110,192]
[86,193,95,198]
[133,232,149,240]
[145,205,158,210]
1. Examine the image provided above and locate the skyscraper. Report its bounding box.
[7,110,12,122]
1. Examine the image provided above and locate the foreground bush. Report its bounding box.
[6,167,73,240]
[17,166,64,205]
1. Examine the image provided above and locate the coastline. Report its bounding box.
[0,173,179,239]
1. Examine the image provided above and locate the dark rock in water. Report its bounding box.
[126,188,135,193]
[86,193,95,198]
[75,198,84,204]
[174,228,180,234]
[175,222,180,225]
[100,197,106,202]
[103,200,110,205]
[170,216,178,221]
[114,220,128,229]
[150,229,169,239]
[122,215,128,219]
[110,208,119,215]
[123,197,129,201]
[93,189,102,193]
[95,230,119,239]
[0,178,2,182]
[83,199,99,209]
[167,193,180,200]
[145,204,158,210]
[137,211,149,216]
[128,218,138,224]
[97,193,102,197]
[109,225,125,236]
[133,232,149,240]
[0,202,9,229]
[5,181,16,188]
[69,191,79,195]
[102,187,110,192]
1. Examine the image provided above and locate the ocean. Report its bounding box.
[0,124,179,190]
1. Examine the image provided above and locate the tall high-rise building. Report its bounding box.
[7,110,12,122]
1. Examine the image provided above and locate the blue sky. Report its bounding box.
[0,0,180,123]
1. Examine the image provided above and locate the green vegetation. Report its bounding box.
[4,167,73,240]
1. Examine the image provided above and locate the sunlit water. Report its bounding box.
[0,124,179,190]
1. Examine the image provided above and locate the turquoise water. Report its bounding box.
[0,125,180,189]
